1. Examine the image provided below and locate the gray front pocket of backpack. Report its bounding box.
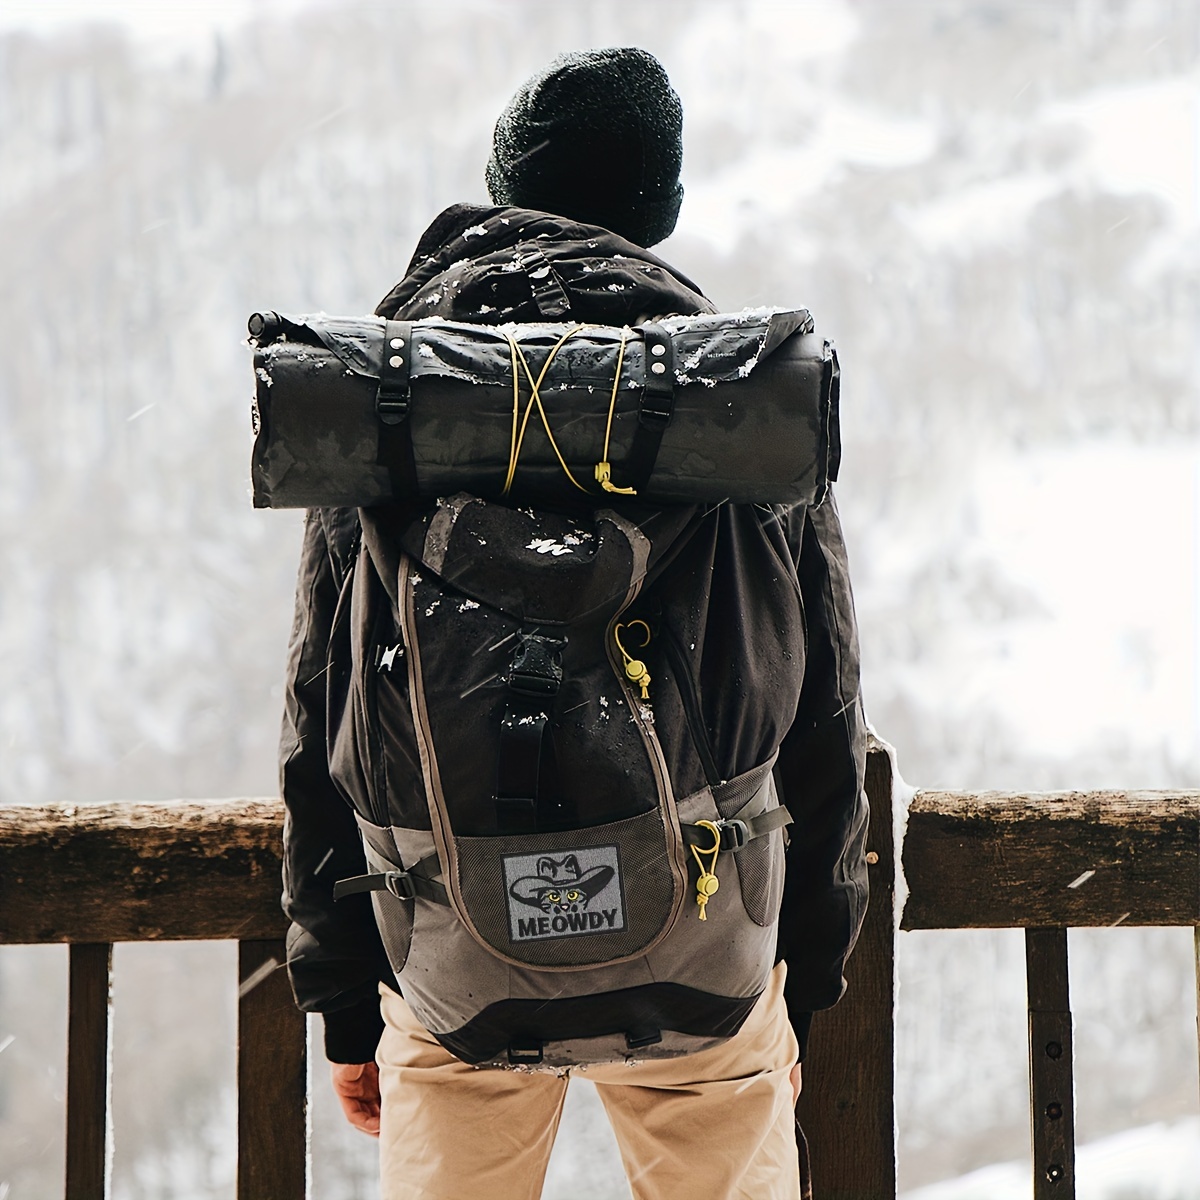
[454,807,681,969]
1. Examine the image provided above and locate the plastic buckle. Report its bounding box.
[384,871,416,900]
[507,670,559,698]
[625,1028,662,1050]
[375,391,409,425]
[638,394,673,430]
[507,1041,544,1066]
[717,819,750,852]
[507,636,564,697]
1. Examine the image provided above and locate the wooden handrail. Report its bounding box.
[902,787,1200,928]
[2,748,1197,1199]
[4,779,1195,944]
[0,798,286,944]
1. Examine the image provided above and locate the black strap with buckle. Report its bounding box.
[333,852,448,905]
[681,805,793,853]
[376,319,418,497]
[622,322,675,493]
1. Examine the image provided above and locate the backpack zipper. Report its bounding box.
[658,625,723,788]
[603,580,689,931]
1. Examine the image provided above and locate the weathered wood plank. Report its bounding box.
[902,790,1200,929]
[797,738,897,1199]
[1026,930,1076,1199]
[65,942,112,1200]
[4,784,1194,944]
[238,939,308,1200]
[0,800,287,943]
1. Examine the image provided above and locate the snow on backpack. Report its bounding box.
[252,268,834,1066]
[247,308,840,509]
[320,494,802,1068]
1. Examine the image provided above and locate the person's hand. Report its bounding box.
[331,1061,381,1137]
[789,1062,802,1106]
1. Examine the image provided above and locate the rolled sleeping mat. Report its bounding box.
[247,307,840,508]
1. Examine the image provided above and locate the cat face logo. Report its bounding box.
[509,855,615,914]
[502,845,625,942]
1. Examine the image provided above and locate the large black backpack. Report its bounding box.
[307,211,818,1066]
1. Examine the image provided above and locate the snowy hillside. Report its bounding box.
[0,1,1196,1196]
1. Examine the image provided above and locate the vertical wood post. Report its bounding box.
[1026,929,1076,1199]
[1194,927,1199,1105]
[796,739,897,1199]
[65,942,113,1200]
[237,939,308,1200]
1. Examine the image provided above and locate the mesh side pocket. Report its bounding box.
[714,772,786,928]
[731,835,784,927]
[371,890,415,975]
[454,807,680,968]
[364,839,417,975]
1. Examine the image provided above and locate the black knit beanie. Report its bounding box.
[485,47,684,248]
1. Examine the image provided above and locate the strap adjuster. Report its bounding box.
[625,1028,662,1050]
[716,818,750,852]
[376,320,413,426]
[506,635,564,697]
[375,393,409,423]
[383,871,417,900]
[507,1040,544,1066]
[638,392,674,429]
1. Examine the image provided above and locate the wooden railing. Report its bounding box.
[1,742,1197,1199]
[0,799,306,1198]
[795,740,1200,1199]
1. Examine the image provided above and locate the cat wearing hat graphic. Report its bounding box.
[509,854,615,915]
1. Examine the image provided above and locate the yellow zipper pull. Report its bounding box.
[690,820,722,920]
[613,620,652,700]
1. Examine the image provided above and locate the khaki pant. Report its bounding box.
[377,964,801,1200]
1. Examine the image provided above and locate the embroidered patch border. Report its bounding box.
[502,845,626,942]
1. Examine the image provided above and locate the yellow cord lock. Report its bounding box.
[595,461,637,495]
[690,820,722,920]
[613,620,652,699]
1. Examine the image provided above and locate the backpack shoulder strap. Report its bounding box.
[316,506,361,588]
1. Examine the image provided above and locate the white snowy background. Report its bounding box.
[0,1,1197,1197]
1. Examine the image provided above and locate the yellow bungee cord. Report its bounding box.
[613,620,652,699]
[500,324,640,498]
[690,820,722,920]
[595,326,636,495]
[502,325,591,496]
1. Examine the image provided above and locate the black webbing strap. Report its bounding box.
[681,805,793,853]
[517,242,571,318]
[375,320,418,497]
[333,852,448,905]
[495,703,546,833]
[495,634,564,833]
[824,344,842,485]
[623,322,675,492]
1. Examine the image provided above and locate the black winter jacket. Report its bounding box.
[280,205,869,1064]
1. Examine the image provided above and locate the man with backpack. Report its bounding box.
[279,48,867,1199]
